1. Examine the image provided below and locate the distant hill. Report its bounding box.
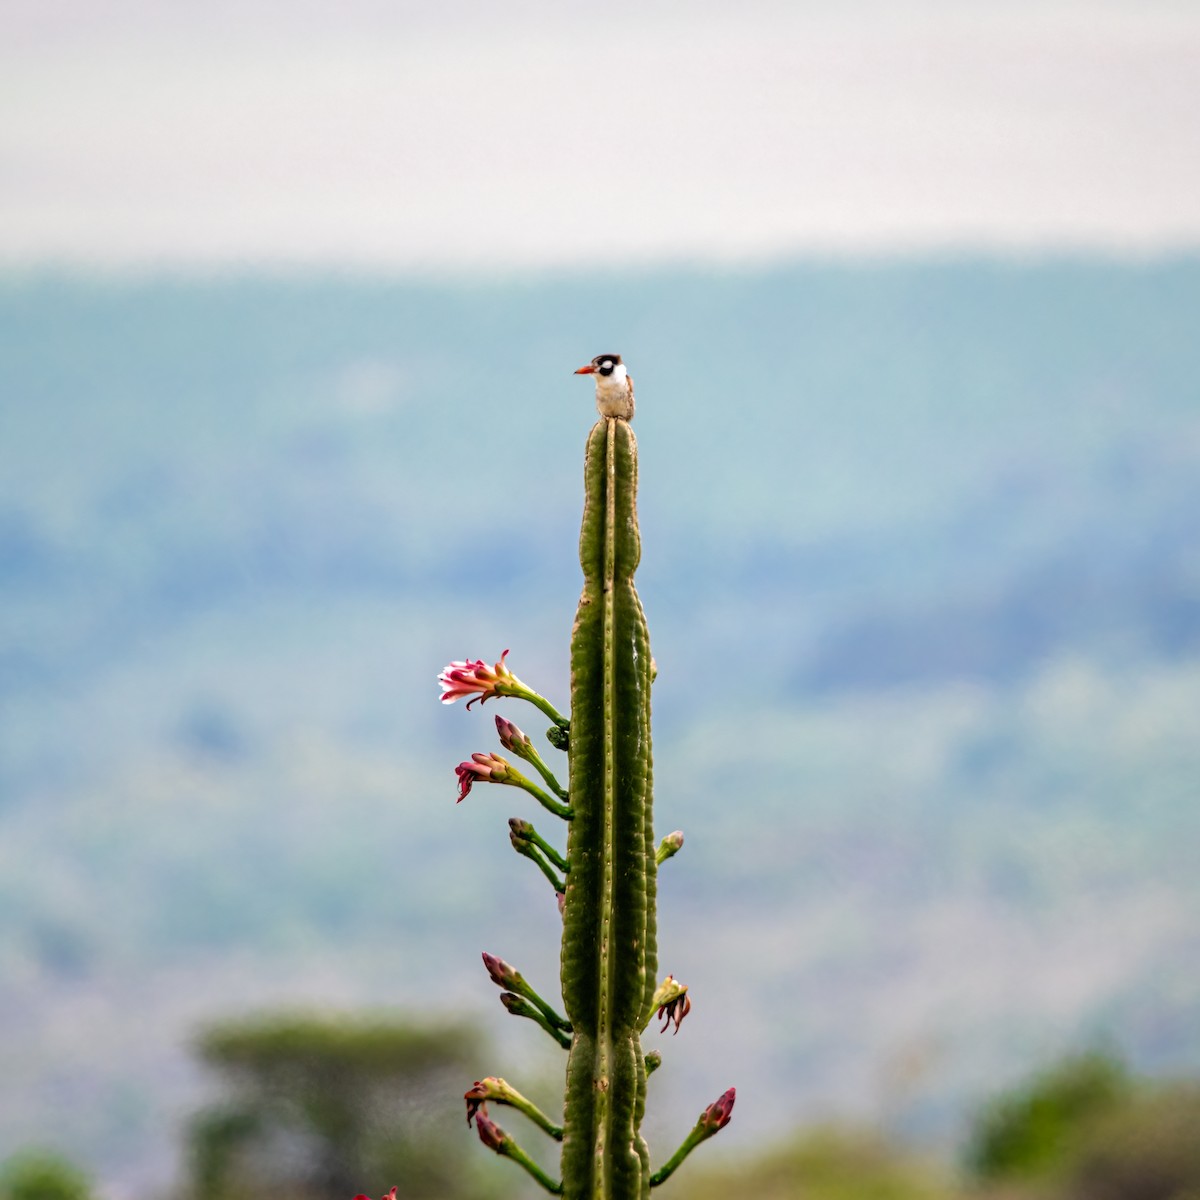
[1,259,1198,1194]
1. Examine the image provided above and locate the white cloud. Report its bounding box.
[3,0,1199,267]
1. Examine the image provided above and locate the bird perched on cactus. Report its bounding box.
[575,353,635,420]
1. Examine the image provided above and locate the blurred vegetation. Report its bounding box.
[962,1051,1200,1200]
[665,1052,1200,1200]
[186,1012,502,1200]
[0,1151,93,1200]
[674,1128,954,1200]
[1064,1083,1200,1200]
[965,1050,1133,1182]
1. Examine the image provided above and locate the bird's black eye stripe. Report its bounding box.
[594,354,619,375]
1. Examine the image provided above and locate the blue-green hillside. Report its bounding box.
[1,260,1197,1191]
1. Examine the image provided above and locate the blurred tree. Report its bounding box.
[0,1151,93,1200]
[1064,1083,1200,1200]
[964,1050,1131,1183]
[186,1012,502,1200]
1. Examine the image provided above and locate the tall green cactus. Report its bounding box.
[560,417,655,1199]
[434,389,734,1200]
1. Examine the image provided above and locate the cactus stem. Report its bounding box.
[513,836,568,894]
[483,955,573,1033]
[499,992,572,1049]
[522,691,570,731]
[509,819,569,874]
[465,1078,565,1141]
[474,1111,565,1194]
[518,777,574,820]
[648,1088,735,1188]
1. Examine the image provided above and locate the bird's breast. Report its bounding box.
[595,375,635,420]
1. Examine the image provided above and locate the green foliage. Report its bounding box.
[187,1012,494,1200]
[965,1050,1131,1181]
[0,1151,92,1200]
[674,1128,954,1200]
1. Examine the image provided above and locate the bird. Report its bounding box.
[574,353,635,421]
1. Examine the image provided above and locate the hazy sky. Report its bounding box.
[3,0,1199,269]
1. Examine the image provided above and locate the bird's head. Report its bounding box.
[574,354,625,381]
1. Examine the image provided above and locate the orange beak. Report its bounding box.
[574,364,596,375]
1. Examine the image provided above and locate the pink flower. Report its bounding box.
[352,1190,397,1200]
[454,752,510,802]
[438,650,516,709]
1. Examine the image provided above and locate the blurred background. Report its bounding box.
[2,1,1199,1198]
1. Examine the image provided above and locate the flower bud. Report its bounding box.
[645,1051,662,1075]
[481,952,522,991]
[656,830,684,865]
[698,1087,736,1137]
[494,714,531,755]
[499,991,534,1018]
[473,1109,509,1153]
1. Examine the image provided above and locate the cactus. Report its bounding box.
[435,379,733,1199]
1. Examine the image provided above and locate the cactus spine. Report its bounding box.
[437,396,732,1200]
[560,417,656,1199]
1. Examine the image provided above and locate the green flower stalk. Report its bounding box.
[432,358,734,1200]
[465,1076,564,1140]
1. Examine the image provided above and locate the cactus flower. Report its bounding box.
[352,1190,397,1200]
[455,752,510,801]
[650,974,692,1034]
[438,651,516,709]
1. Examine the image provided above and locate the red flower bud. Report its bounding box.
[494,714,531,754]
[699,1087,736,1136]
[473,1109,509,1153]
